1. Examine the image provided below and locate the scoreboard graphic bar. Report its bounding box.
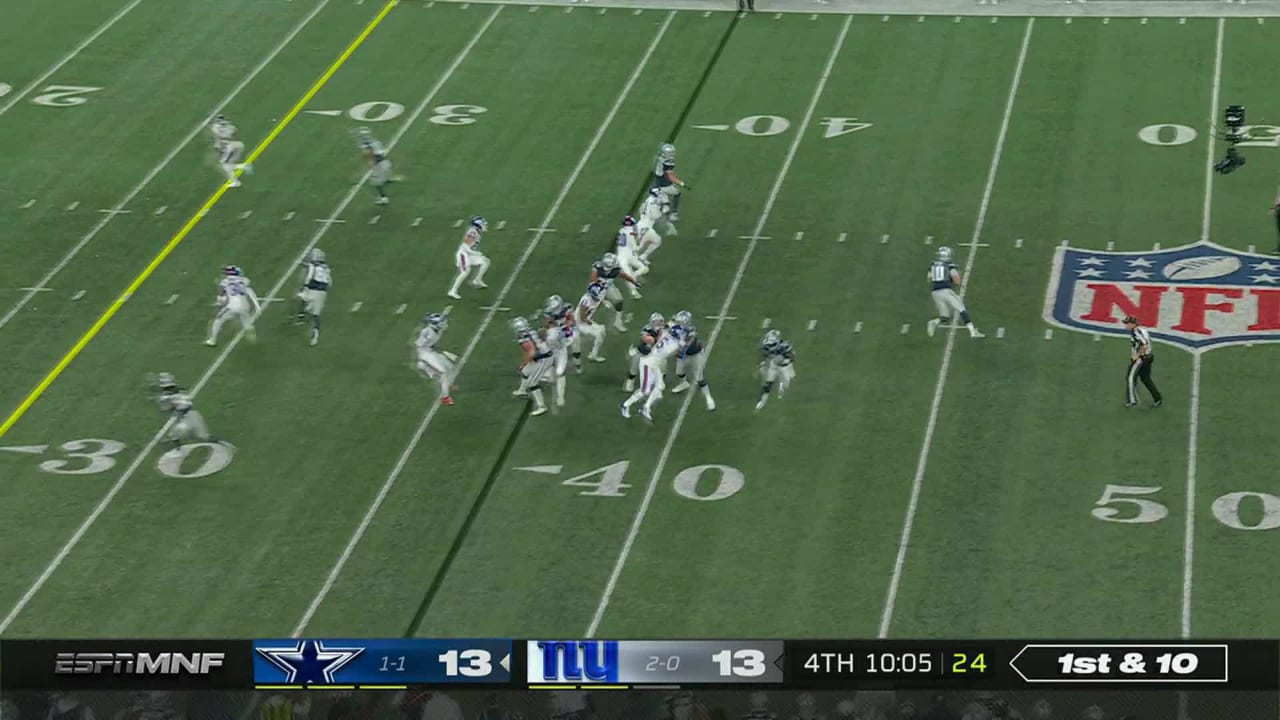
[1,639,1276,690]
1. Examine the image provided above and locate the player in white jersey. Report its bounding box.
[926,246,984,338]
[589,253,641,331]
[210,115,252,187]
[756,329,796,412]
[357,127,395,205]
[543,294,580,407]
[206,266,261,346]
[670,310,715,410]
[614,215,650,286]
[621,321,683,422]
[625,312,665,393]
[512,316,552,416]
[636,187,676,262]
[572,281,608,363]
[448,215,491,300]
[295,248,331,346]
[651,142,690,221]
[149,373,225,452]
[412,310,457,406]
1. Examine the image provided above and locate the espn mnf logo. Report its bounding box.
[526,641,620,683]
[55,651,224,675]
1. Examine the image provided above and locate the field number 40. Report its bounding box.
[559,460,744,501]
[1093,484,1280,530]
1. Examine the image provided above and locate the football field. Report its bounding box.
[0,0,1277,645]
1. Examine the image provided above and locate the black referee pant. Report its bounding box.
[1126,354,1163,406]
[738,0,755,10]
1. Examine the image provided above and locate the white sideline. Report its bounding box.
[585,13,856,639]
[0,0,144,116]
[289,10,679,638]
[0,0,488,637]
[876,17,1034,639]
[0,0,333,333]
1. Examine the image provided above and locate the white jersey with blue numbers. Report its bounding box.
[929,260,958,291]
[638,194,666,232]
[649,329,682,365]
[219,276,252,298]
[303,262,331,291]
[617,225,638,252]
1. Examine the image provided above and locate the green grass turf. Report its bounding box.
[0,5,1275,642]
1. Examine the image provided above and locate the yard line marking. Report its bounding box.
[70,291,86,302]
[1180,17,1186,24]
[1142,17,1148,24]
[775,12,783,19]
[0,0,419,631]
[761,318,772,329]
[996,327,1005,339]
[991,16,998,23]
[315,218,346,225]
[18,287,52,293]
[20,199,36,209]
[703,10,712,17]
[807,319,817,331]
[1153,242,1161,250]
[704,315,736,321]
[955,16,961,22]
[495,220,507,230]
[164,294,179,306]
[1093,333,1101,342]
[917,15,924,22]
[411,217,422,227]
[239,210,253,220]
[707,228,718,238]
[564,4,572,11]
[0,0,334,337]
[881,233,890,244]
[882,14,889,21]
[924,235,933,245]
[452,218,463,228]
[368,214,381,225]
[1043,328,1052,340]
[960,241,989,248]
[837,232,846,243]
[154,206,167,216]
[853,321,862,334]
[528,5,538,11]
[1015,237,1023,248]
[284,211,296,221]
[1103,17,1110,24]
[1248,244,1256,253]
[738,235,770,240]
[394,303,407,315]
[878,17,1033,639]
[350,301,363,312]
[528,227,557,233]
[0,444,49,455]
[0,0,143,115]
[1060,239,1068,247]
[66,202,80,212]
[1183,16,1224,646]
[515,464,563,475]
[292,10,676,638]
[900,323,910,335]
[587,15,855,639]
[480,305,511,312]
[97,209,130,215]
[599,7,607,14]
[581,224,591,234]
[795,231,804,241]
[1106,240,1115,250]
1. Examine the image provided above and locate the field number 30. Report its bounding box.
[1093,484,1280,530]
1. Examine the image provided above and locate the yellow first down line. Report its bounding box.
[0,0,400,439]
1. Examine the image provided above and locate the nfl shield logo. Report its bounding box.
[1044,241,1280,351]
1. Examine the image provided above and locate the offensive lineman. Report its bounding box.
[295,248,331,346]
[357,127,394,205]
[670,310,715,411]
[652,143,691,221]
[150,373,227,452]
[756,329,795,413]
[413,310,458,406]
[625,312,666,393]
[206,266,262,346]
[615,215,650,287]
[590,253,641,331]
[621,320,683,422]
[210,115,252,187]
[448,216,491,300]
[512,316,552,417]
[544,294,581,407]
[926,246,984,338]
[636,187,676,262]
[573,281,609,364]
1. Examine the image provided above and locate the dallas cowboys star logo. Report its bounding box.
[256,640,364,685]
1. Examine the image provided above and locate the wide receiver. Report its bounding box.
[206,265,261,346]
[448,216,491,300]
[210,115,252,187]
[412,310,458,406]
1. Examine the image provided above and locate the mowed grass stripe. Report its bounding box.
[0,0,397,442]
[0,0,336,337]
[293,10,679,639]
[0,0,402,635]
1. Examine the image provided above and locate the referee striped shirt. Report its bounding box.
[1130,325,1153,357]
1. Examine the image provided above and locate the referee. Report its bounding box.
[738,0,755,10]
[1123,316,1163,408]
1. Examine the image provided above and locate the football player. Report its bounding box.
[211,115,251,187]
[615,215,650,287]
[357,127,394,205]
[755,329,795,413]
[590,253,640,331]
[636,187,676,262]
[150,373,226,453]
[621,319,683,422]
[295,248,331,346]
[544,294,580,407]
[206,265,261,346]
[413,310,457,406]
[670,310,715,410]
[572,282,609,363]
[652,142,691,221]
[926,246,984,338]
[512,316,552,417]
[625,312,665,393]
[448,216,491,300]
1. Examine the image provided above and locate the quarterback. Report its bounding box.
[926,246,984,338]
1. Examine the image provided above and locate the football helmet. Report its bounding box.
[424,313,447,330]
[600,252,618,269]
[762,330,782,348]
[673,310,692,326]
[511,316,531,336]
[622,215,636,227]
[936,246,953,262]
[659,142,676,160]
[544,294,565,315]
[310,248,326,263]
[223,265,242,276]
[648,312,665,327]
[471,215,488,232]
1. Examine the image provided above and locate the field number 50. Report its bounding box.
[1093,484,1280,530]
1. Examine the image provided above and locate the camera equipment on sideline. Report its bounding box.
[1214,104,1247,175]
